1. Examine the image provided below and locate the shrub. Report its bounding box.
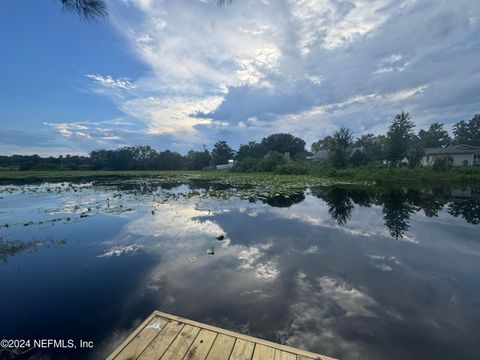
[256,151,285,172]
[231,157,259,172]
[275,162,309,175]
[432,157,453,172]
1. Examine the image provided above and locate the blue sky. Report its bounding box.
[1,0,480,155]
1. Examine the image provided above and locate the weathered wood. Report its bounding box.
[252,344,275,360]
[108,311,336,360]
[111,315,168,360]
[138,321,184,360]
[275,349,296,360]
[229,339,255,360]
[151,311,335,360]
[159,324,200,360]
[184,329,218,360]
[206,334,236,360]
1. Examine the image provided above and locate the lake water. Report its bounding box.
[1,179,479,360]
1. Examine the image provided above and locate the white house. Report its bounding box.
[216,159,235,170]
[421,144,480,167]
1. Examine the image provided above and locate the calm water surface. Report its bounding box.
[0,180,479,360]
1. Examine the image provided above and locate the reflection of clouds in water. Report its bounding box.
[238,246,279,280]
[127,201,223,240]
[279,273,378,360]
[108,200,280,290]
[318,276,377,317]
[98,244,143,258]
[367,254,402,272]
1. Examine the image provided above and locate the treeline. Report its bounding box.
[1,112,479,172]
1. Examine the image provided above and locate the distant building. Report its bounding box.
[216,159,235,170]
[422,144,480,167]
[309,149,329,162]
[309,147,365,162]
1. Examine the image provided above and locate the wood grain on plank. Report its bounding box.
[251,344,275,360]
[114,316,168,360]
[229,339,255,360]
[184,329,218,360]
[206,334,236,360]
[159,324,200,360]
[274,350,296,360]
[137,321,184,360]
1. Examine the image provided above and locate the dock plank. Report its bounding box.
[252,344,275,360]
[112,316,168,360]
[229,339,256,360]
[137,321,184,360]
[159,324,200,360]
[275,350,296,360]
[184,329,218,360]
[206,334,236,360]
[108,311,336,360]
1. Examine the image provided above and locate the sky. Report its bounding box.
[0,0,479,156]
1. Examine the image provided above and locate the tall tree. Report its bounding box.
[385,111,415,165]
[453,114,480,146]
[261,133,306,159]
[211,141,235,166]
[328,126,353,168]
[418,123,451,148]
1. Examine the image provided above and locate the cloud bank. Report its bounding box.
[30,0,480,152]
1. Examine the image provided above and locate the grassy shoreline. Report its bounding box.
[0,167,479,187]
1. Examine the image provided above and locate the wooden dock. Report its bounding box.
[107,311,335,360]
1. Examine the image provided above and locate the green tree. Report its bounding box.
[328,126,353,168]
[211,141,235,166]
[385,111,415,165]
[261,133,306,159]
[354,134,384,161]
[418,123,451,148]
[311,136,333,153]
[405,136,424,168]
[453,114,480,146]
[236,141,267,160]
[187,149,211,170]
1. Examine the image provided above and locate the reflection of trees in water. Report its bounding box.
[448,201,480,225]
[312,187,354,225]
[264,193,305,208]
[381,189,417,239]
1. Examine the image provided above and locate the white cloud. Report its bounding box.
[74,0,480,150]
[86,74,136,90]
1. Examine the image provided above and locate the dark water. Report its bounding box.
[0,181,479,360]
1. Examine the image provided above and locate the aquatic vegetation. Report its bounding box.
[0,237,67,263]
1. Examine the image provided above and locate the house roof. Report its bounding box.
[424,144,480,155]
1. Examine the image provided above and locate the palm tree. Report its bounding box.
[60,0,232,22]
[59,0,107,22]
